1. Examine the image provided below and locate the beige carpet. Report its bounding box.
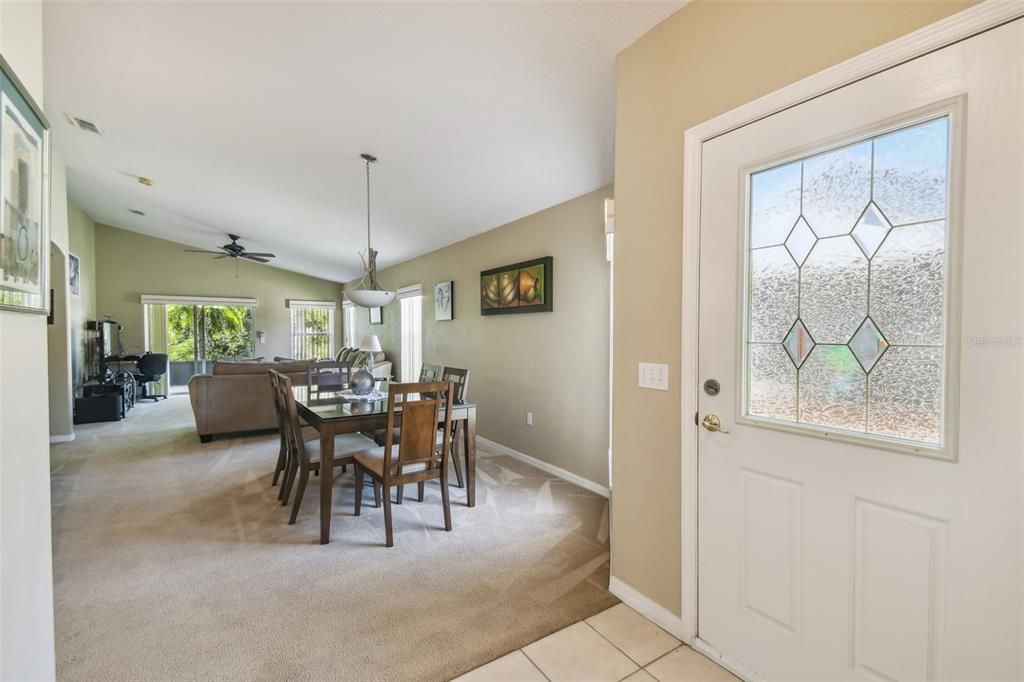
[51,396,615,681]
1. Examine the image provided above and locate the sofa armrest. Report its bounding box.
[372,361,392,380]
[188,373,212,437]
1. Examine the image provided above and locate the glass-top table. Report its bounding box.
[291,381,478,544]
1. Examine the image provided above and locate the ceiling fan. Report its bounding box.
[184,234,276,263]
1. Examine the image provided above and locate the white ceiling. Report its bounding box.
[42,1,682,283]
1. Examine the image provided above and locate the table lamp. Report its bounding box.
[350,334,381,395]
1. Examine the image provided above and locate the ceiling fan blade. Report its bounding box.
[241,252,275,258]
[241,255,270,263]
[185,249,225,254]
[214,255,228,260]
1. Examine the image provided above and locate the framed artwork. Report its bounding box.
[0,54,50,315]
[434,280,453,321]
[368,305,383,325]
[480,256,552,316]
[68,252,80,296]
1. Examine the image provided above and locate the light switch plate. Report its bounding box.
[638,362,669,391]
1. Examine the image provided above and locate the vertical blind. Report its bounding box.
[288,300,336,360]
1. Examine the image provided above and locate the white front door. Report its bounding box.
[697,20,1022,682]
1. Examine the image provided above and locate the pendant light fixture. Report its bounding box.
[344,153,396,308]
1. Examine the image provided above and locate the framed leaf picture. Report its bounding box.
[480,256,552,316]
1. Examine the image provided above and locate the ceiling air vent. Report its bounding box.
[64,113,103,135]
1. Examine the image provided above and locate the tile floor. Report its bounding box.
[454,603,737,681]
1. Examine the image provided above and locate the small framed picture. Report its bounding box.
[434,280,453,321]
[369,306,383,325]
[68,252,80,296]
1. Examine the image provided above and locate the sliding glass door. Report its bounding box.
[165,304,255,390]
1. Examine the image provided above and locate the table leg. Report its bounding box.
[319,425,335,544]
[463,408,477,507]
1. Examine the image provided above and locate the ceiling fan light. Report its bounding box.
[345,288,396,308]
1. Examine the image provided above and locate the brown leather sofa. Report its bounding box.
[187,356,393,442]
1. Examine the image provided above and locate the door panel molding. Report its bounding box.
[680,0,1023,646]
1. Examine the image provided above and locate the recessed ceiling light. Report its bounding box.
[137,176,154,187]
[64,113,103,135]
[128,208,146,216]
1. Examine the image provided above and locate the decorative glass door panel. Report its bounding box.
[744,116,951,451]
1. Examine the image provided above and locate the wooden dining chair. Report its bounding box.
[440,366,470,488]
[271,370,380,524]
[420,363,444,382]
[353,381,455,547]
[371,362,445,447]
[393,365,469,500]
[269,369,290,495]
[307,360,351,393]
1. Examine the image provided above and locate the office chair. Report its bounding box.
[133,352,168,401]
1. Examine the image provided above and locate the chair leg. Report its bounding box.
[418,481,425,502]
[272,440,286,487]
[441,472,452,532]
[280,455,298,506]
[277,449,290,501]
[289,467,309,525]
[354,465,364,516]
[396,485,404,505]
[383,488,394,547]
[450,425,465,488]
[373,482,381,508]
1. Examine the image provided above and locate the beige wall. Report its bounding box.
[68,202,97,386]
[611,0,978,616]
[0,0,57,678]
[348,187,611,487]
[93,223,342,360]
[47,162,74,438]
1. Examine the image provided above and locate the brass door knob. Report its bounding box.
[701,414,730,433]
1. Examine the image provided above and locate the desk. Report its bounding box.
[292,383,478,545]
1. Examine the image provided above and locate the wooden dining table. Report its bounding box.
[292,382,478,544]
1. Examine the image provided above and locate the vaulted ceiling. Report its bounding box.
[43,2,682,282]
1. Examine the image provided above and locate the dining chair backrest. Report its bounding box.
[383,381,454,478]
[271,370,310,466]
[269,369,288,451]
[419,363,443,382]
[307,360,351,392]
[441,366,470,402]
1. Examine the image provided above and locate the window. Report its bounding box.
[398,284,423,382]
[289,300,335,360]
[141,295,259,392]
[744,116,950,448]
[342,302,356,348]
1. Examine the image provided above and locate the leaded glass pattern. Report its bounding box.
[744,117,949,447]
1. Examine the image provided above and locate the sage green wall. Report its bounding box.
[347,187,611,487]
[93,223,342,360]
[68,201,96,386]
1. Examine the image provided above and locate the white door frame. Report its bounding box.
[678,0,1024,663]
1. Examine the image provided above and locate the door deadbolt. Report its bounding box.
[703,379,720,396]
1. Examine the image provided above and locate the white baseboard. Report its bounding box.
[49,433,75,444]
[609,575,685,640]
[476,436,609,498]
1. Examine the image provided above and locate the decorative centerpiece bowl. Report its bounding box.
[350,368,375,395]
